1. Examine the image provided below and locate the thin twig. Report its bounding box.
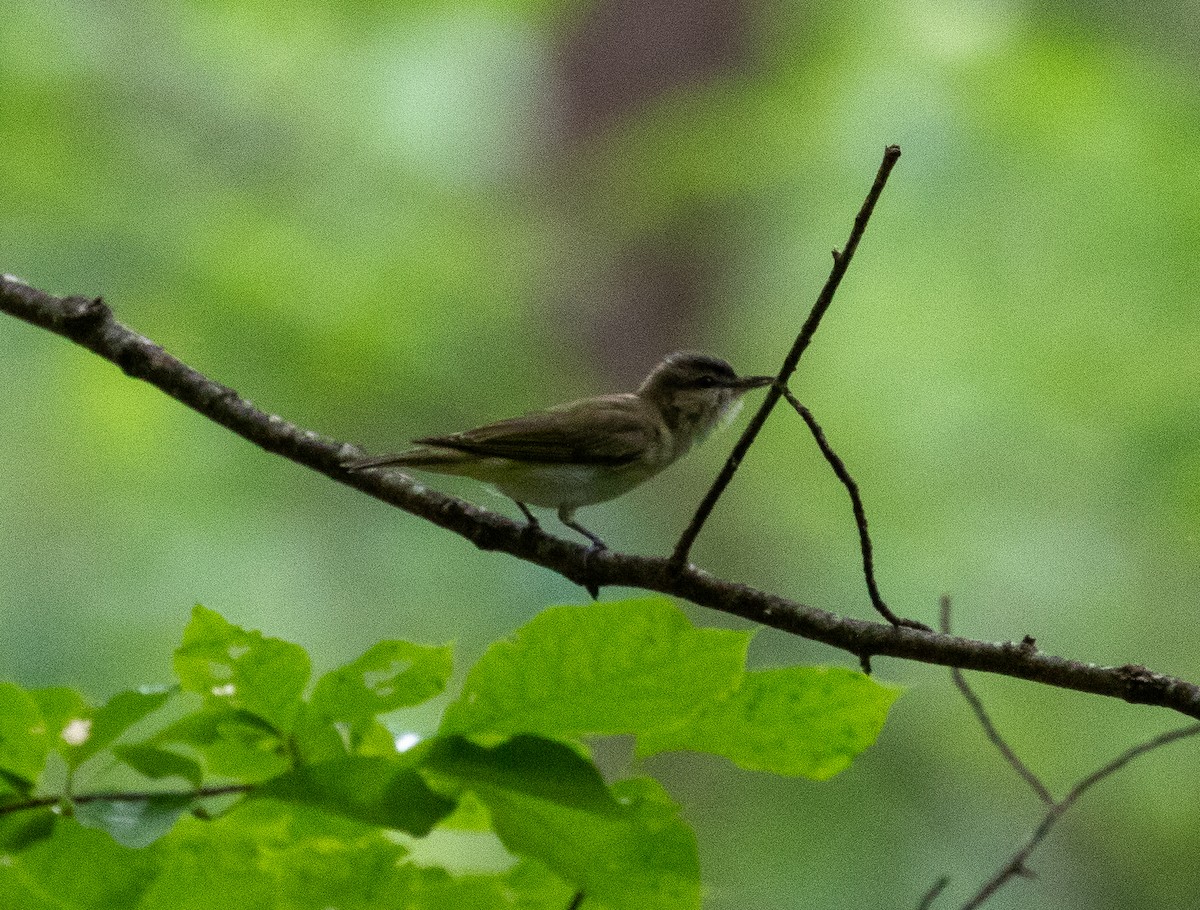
[784,390,926,629]
[0,784,251,817]
[940,596,1053,804]
[917,876,950,910]
[958,723,1200,909]
[671,145,903,566]
[5,275,1200,721]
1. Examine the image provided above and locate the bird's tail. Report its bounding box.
[343,446,470,472]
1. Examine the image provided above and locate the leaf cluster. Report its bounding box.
[0,598,897,909]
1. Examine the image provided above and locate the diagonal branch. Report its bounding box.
[671,144,902,566]
[5,275,1200,722]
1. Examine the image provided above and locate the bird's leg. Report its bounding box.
[514,501,541,537]
[558,506,605,600]
[515,500,540,528]
[557,507,606,550]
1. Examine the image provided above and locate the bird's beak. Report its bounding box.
[733,375,775,391]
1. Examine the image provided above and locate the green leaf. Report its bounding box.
[357,720,404,757]
[0,819,157,908]
[310,640,453,721]
[637,666,901,779]
[0,809,56,853]
[440,597,749,741]
[114,743,204,787]
[142,801,430,910]
[373,863,569,910]
[30,687,92,758]
[65,687,173,769]
[434,789,494,832]
[479,774,700,910]
[30,687,173,771]
[421,734,618,815]
[295,640,452,762]
[442,599,898,782]
[0,683,50,788]
[174,605,311,733]
[257,756,456,836]
[503,860,579,910]
[0,769,31,803]
[75,794,193,848]
[153,706,289,782]
[129,799,554,910]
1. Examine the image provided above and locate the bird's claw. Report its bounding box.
[581,541,605,601]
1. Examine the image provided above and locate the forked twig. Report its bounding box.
[958,722,1200,909]
[930,597,1200,909]
[672,145,903,566]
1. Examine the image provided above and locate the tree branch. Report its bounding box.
[5,277,1200,723]
[672,144,902,566]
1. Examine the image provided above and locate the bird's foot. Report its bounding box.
[556,510,607,599]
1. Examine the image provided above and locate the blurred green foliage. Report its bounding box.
[2,0,1200,906]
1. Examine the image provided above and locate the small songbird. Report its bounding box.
[343,351,773,548]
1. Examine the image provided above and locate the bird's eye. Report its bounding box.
[694,376,717,388]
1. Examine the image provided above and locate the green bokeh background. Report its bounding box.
[3,0,1199,906]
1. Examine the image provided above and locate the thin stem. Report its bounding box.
[935,595,1200,906]
[0,784,251,817]
[917,876,950,910]
[784,390,926,629]
[951,669,1054,805]
[671,145,902,566]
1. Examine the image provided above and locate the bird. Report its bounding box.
[343,351,773,549]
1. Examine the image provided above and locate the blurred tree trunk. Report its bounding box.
[549,0,756,384]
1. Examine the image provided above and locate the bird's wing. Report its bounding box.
[415,395,656,466]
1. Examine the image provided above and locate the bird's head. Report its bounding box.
[637,352,773,450]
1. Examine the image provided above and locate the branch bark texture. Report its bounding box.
[4,273,1200,723]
